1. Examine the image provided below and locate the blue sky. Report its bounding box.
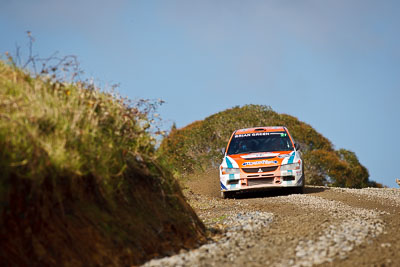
[1,0,399,187]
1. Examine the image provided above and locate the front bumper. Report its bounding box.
[220,167,303,192]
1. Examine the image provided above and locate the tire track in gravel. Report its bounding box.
[142,171,400,266]
[271,194,385,266]
[307,187,400,266]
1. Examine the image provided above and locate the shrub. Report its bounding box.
[0,60,164,191]
[159,104,376,188]
[0,59,205,265]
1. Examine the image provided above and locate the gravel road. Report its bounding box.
[143,172,400,266]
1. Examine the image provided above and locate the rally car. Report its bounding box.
[219,126,304,198]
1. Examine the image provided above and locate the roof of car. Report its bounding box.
[234,126,286,135]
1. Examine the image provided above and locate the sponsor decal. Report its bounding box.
[241,153,279,159]
[288,151,295,164]
[235,132,270,138]
[220,182,228,190]
[235,133,251,138]
[296,176,303,186]
[235,132,287,138]
[242,160,278,166]
[225,157,236,179]
[278,154,290,158]
[269,132,284,135]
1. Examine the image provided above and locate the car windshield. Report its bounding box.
[227,131,294,155]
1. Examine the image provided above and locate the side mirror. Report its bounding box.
[295,143,301,151]
[220,147,226,155]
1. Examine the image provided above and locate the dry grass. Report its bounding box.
[0,60,160,196]
[0,59,206,266]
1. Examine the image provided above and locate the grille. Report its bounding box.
[283,176,295,181]
[243,156,275,160]
[248,178,274,186]
[242,166,278,173]
[246,174,274,178]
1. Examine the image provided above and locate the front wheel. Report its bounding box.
[295,169,305,194]
[294,185,304,194]
[221,191,231,199]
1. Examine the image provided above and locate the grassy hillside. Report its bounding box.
[0,60,205,266]
[159,105,380,188]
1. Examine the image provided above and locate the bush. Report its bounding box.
[0,60,163,191]
[0,59,205,266]
[159,104,376,188]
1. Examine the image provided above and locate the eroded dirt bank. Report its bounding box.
[0,168,206,266]
[143,170,400,266]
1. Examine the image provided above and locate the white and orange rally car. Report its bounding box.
[220,126,304,198]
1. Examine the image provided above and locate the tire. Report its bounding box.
[295,169,305,194]
[221,191,231,199]
[294,185,304,194]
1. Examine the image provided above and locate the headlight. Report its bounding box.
[280,163,300,171]
[221,167,240,174]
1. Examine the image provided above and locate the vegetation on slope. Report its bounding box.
[160,105,379,188]
[0,60,205,266]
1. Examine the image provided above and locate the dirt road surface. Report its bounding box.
[143,171,400,266]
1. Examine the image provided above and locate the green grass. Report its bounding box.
[0,60,157,193]
[0,59,206,266]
